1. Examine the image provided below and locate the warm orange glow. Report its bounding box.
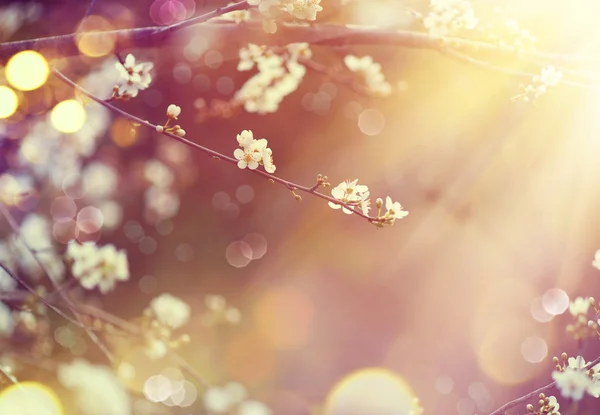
[324,368,416,415]
[76,15,116,57]
[111,117,139,147]
[224,330,277,384]
[253,286,316,350]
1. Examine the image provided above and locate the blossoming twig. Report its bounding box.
[488,354,600,415]
[52,68,388,224]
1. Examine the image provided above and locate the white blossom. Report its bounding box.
[569,297,590,317]
[67,242,129,294]
[344,55,392,96]
[115,54,153,98]
[249,0,323,33]
[236,44,309,113]
[328,179,370,215]
[552,368,592,401]
[166,104,181,119]
[149,293,191,329]
[423,0,479,38]
[58,359,131,415]
[82,162,117,199]
[202,295,242,326]
[144,160,174,188]
[592,249,600,270]
[384,196,409,221]
[233,130,276,173]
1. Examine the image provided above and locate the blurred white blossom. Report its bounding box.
[236,43,310,114]
[58,359,131,415]
[12,214,65,282]
[569,297,590,317]
[149,293,191,329]
[0,302,14,337]
[423,0,479,38]
[83,162,118,199]
[344,55,392,96]
[66,242,129,294]
[202,294,242,326]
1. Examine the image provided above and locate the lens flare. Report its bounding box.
[5,51,49,91]
[0,86,18,118]
[324,368,417,415]
[50,99,86,133]
[0,381,63,415]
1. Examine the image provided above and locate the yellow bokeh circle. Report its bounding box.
[0,381,63,415]
[50,99,86,133]
[0,86,18,118]
[5,50,49,91]
[324,368,417,415]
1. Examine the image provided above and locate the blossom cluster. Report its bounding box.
[113,54,153,99]
[327,180,408,226]
[233,130,276,173]
[423,0,479,38]
[551,355,600,401]
[58,359,130,415]
[517,66,563,101]
[66,242,130,294]
[236,43,311,113]
[343,55,392,97]
[143,293,192,359]
[525,393,560,415]
[248,0,323,34]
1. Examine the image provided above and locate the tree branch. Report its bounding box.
[2,21,600,66]
[52,68,383,224]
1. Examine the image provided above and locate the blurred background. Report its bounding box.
[3,0,600,414]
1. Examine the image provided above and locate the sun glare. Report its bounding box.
[5,50,49,91]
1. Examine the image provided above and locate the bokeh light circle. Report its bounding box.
[358,108,385,136]
[542,288,569,315]
[50,100,86,133]
[521,336,548,363]
[77,205,103,233]
[225,241,253,268]
[0,381,63,415]
[0,86,18,118]
[6,51,49,91]
[242,233,267,259]
[324,368,417,415]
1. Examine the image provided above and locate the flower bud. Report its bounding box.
[167,104,181,118]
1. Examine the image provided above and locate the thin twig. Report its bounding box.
[441,48,599,89]
[0,203,115,362]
